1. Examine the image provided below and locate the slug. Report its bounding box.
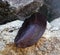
[14,12,47,48]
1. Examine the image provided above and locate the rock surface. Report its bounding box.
[0,18,60,55]
[3,0,44,20]
[0,1,19,24]
[0,0,44,25]
[3,0,43,8]
[45,0,60,20]
[0,0,60,55]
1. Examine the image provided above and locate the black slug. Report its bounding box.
[14,12,47,48]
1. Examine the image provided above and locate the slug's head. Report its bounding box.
[14,12,47,48]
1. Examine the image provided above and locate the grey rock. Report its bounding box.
[0,1,19,24]
[3,0,44,20]
[3,0,43,8]
[45,0,60,19]
[0,19,60,55]
[50,18,60,31]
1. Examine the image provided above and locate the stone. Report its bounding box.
[0,1,19,24]
[0,19,60,55]
[50,18,60,29]
[3,0,43,8]
[0,0,60,55]
[45,0,60,20]
[3,0,44,20]
[0,0,44,24]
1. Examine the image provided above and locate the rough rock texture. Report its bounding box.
[0,1,19,24]
[3,0,43,8]
[45,0,60,21]
[0,0,60,55]
[0,18,60,55]
[0,0,44,25]
[3,0,44,20]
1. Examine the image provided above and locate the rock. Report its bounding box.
[0,0,44,24]
[0,0,60,54]
[47,21,52,30]
[0,20,24,44]
[3,0,43,8]
[50,18,60,29]
[0,1,19,24]
[45,0,60,20]
[3,0,44,20]
[43,18,60,39]
[0,19,60,55]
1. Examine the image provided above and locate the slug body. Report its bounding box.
[14,13,47,48]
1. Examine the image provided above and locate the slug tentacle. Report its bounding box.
[14,12,47,48]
